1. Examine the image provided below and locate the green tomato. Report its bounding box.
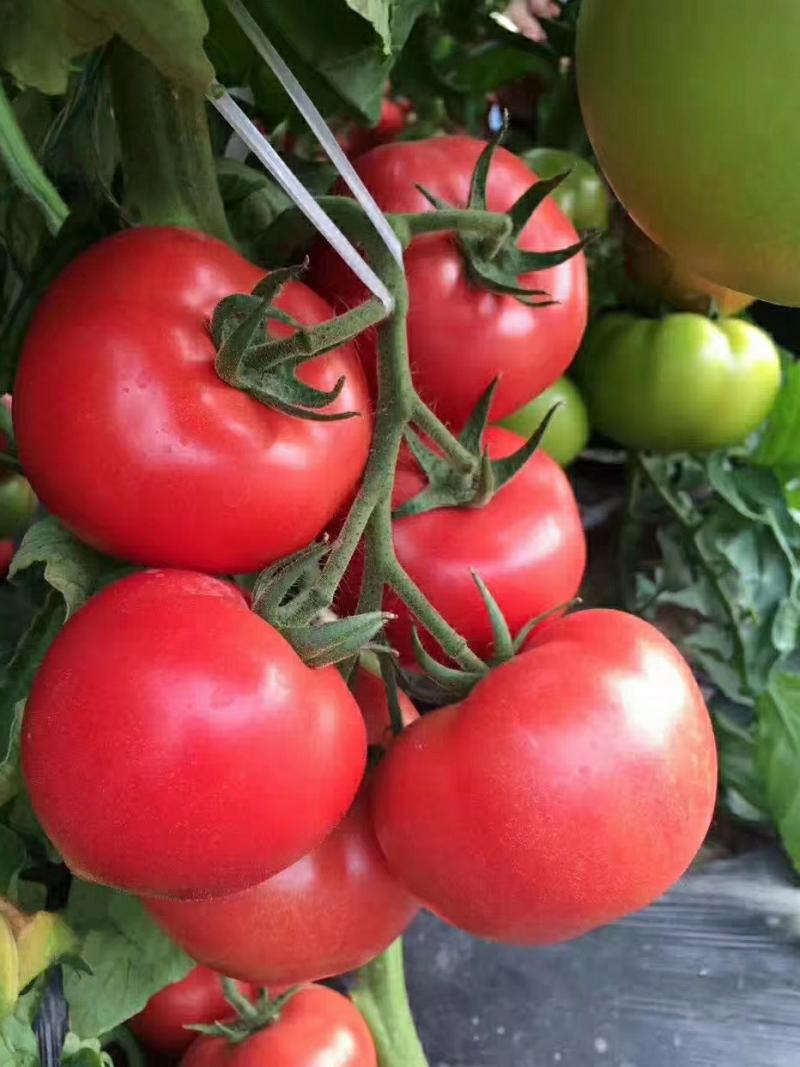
[577,0,800,306]
[0,473,36,539]
[524,148,609,232]
[576,313,781,453]
[500,377,590,467]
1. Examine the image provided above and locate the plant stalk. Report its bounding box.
[109,39,232,241]
[352,939,428,1067]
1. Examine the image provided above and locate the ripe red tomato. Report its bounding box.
[145,669,419,985]
[311,136,588,427]
[372,609,717,944]
[129,968,257,1056]
[179,984,376,1067]
[344,98,408,158]
[14,227,371,573]
[341,427,586,665]
[22,570,367,899]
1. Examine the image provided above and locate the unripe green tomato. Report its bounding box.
[577,0,800,306]
[576,313,781,453]
[0,474,37,538]
[524,148,609,232]
[499,377,590,467]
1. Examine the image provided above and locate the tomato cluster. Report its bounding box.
[10,129,721,1064]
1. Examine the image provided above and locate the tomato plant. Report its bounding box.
[22,569,367,898]
[311,136,588,427]
[179,985,376,1067]
[577,0,800,305]
[340,427,585,665]
[372,609,717,944]
[129,968,257,1056]
[576,312,781,452]
[145,668,418,985]
[499,377,589,467]
[14,227,372,574]
[523,149,609,232]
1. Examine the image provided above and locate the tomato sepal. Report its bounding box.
[396,379,562,519]
[189,981,302,1045]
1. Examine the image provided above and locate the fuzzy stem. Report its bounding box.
[109,39,232,241]
[352,939,428,1067]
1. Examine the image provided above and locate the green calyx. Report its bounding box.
[410,572,580,700]
[250,543,393,669]
[415,119,588,305]
[396,379,562,519]
[192,980,301,1044]
[212,263,385,421]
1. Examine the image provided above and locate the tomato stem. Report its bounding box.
[410,398,476,472]
[400,208,511,244]
[352,938,428,1067]
[109,40,232,242]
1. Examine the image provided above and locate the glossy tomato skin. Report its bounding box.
[14,227,371,573]
[22,570,367,899]
[621,214,754,317]
[310,137,588,427]
[129,968,257,1056]
[372,609,717,945]
[499,376,589,467]
[179,985,376,1067]
[145,669,418,985]
[342,427,585,665]
[577,0,800,306]
[576,313,781,452]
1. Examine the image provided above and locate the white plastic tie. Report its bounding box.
[224,0,403,268]
[209,88,394,312]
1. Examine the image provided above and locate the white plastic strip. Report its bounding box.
[209,88,394,311]
[224,0,403,267]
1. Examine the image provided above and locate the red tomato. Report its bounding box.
[372,609,717,944]
[145,669,419,985]
[345,98,408,158]
[14,227,371,573]
[179,984,376,1067]
[350,661,418,747]
[0,540,13,579]
[129,968,257,1056]
[310,136,588,427]
[341,427,586,665]
[22,570,367,899]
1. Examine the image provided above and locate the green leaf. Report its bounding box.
[757,672,800,869]
[63,884,193,1039]
[345,0,391,53]
[753,353,800,471]
[0,0,213,94]
[0,986,40,1067]
[207,0,434,123]
[0,1,107,95]
[0,83,68,235]
[61,1034,113,1067]
[10,518,125,620]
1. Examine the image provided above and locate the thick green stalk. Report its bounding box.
[109,40,232,241]
[0,83,67,234]
[352,939,428,1067]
